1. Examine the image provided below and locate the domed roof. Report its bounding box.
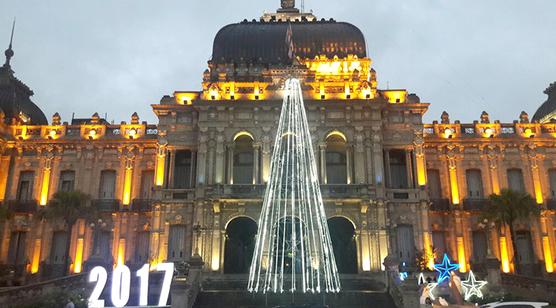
[0,42,47,125]
[532,82,556,123]
[211,19,367,65]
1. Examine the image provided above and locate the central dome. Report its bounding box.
[211,20,367,65]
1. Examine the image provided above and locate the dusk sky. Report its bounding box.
[1,0,555,124]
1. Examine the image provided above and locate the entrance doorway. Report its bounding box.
[328,217,358,274]
[224,217,257,274]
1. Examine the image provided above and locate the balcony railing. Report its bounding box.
[320,185,369,198]
[92,199,120,212]
[429,198,451,211]
[131,199,153,212]
[7,200,38,213]
[546,198,556,210]
[462,198,490,211]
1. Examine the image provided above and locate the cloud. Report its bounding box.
[1,0,555,124]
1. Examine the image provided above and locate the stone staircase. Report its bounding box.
[193,274,397,308]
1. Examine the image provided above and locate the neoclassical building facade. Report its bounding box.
[0,1,554,285]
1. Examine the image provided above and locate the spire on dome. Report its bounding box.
[4,18,15,68]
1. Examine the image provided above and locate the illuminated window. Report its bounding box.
[233,135,254,185]
[325,134,348,184]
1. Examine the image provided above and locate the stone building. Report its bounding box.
[0,0,554,287]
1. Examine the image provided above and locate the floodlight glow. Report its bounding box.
[248,78,341,294]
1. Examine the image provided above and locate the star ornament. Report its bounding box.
[461,270,487,301]
[434,254,460,283]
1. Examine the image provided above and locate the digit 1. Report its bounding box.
[136,264,150,306]
[111,265,131,308]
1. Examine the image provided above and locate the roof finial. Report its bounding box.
[4,18,16,67]
[281,0,295,9]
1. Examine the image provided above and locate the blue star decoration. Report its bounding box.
[434,254,460,283]
[461,270,487,301]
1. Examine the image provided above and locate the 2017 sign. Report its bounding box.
[88,263,174,308]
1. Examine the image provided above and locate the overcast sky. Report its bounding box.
[1,0,555,124]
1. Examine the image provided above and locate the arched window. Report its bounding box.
[466,169,484,199]
[325,133,348,184]
[233,135,254,184]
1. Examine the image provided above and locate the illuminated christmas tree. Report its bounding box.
[248,78,341,294]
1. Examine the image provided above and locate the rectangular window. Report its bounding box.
[168,225,186,261]
[396,224,415,266]
[432,231,447,259]
[427,169,442,199]
[17,171,35,201]
[134,231,150,264]
[8,231,27,265]
[50,231,69,265]
[549,169,556,198]
[507,169,525,192]
[174,151,193,189]
[388,150,408,189]
[472,231,487,264]
[99,170,116,199]
[59,171,76,192]
[139,170,154,199]
[466,169,484,198]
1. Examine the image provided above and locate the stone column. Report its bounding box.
[353,134,366,184]
[346,145,353,184]
[405,150,415,188]
[214,135,225,184]
[196,141,207,185]
[253,143,260,184]
[168,150,176,189]
[0,155,11,201]
[319,143,327,184]
[261,136,271,183]
[227,143,234,184]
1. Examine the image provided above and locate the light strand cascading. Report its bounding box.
[248,78,341,294]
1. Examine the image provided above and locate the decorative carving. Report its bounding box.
[441,111,450,124]
[519,111,529,123]
[480,111,490,124]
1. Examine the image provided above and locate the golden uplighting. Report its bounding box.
[499,236,511,273]
[542,236,554,273]
[73,238,84,273]
[39,168,51,206]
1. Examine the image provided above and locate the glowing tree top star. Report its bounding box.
[247,78,341,294]
[461,270,487,301]
[434,254,460,283]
